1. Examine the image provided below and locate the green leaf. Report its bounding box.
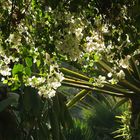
[52,94,60,119]
[23,87,41,116]
[60,68,90,81]
[89,60,94,67]
[49,107,60,140]
[12,64,24,75]
[25,57,32,67]
[58,93,73,128]
[94,54,100,62]
[37,60,41,67]
[112,98,128,111]
[67,90,90,108]
[98,60,112,72]
[63,103,73,128]
[24,67,31,76]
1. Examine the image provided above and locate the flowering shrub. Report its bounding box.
[0,0,140,139]
[1,0,139,97]
[0,0,66,98]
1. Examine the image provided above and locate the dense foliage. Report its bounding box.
[0,0,140,140]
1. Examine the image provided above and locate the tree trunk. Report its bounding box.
[130,96,140,140]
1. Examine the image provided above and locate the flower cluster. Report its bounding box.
[0,3,65,99]
[84,31,105,53]
[92,75,107,87]
[0,48,19,77]
[54,11,85,61]
[25,63,64,98]
[1,0,140,98]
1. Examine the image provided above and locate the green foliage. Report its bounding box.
[64,93,129,140]
[61,54,140,139]
[0,85,73,140]
[113,111,132,140]
[64,119,89,140]
[12,64,24,76]
[25,57,32,67]
[0,92,19,112]
[1,0,140,139]
[18,88,73,140]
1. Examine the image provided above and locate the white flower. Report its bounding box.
[108,72,112,78]
[45,6,52,12]
[48,89,56,98]
[93,75,107,87]
[102,24,109,33]
[8,34,14,42]
[0,66,11,76]
[26,76,46,87]
[84,30,105,53]
[135,60,139,65]
[126,34,130,43]
[117,70,125,79]
[25,63,64,98]
[75,27,83,39]
[109,78,118,84]
[51,81,61,89]
[6,33,21,45]
[119,55,131,69]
